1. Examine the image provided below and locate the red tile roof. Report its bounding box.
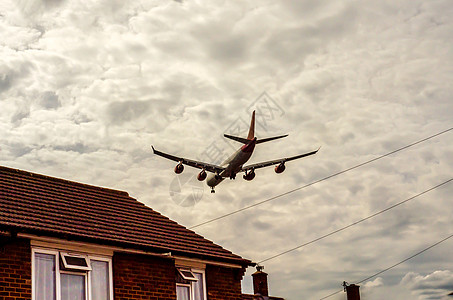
[0,166,252,266]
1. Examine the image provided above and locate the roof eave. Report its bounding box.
[0,225,254,267]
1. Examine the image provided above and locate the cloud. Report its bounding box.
[106,100,152,126]
[38,91,60,109]
[1,1,453,300]
[15,0,64,18]
[402,271,453,297]
[10,102,30,124]
[364,277,384,288]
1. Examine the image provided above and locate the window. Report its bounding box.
[176,268,206,300]
[60,252,91,271]
[177,268,198,281]
[32,248,113,300]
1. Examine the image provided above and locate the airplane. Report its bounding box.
[152,110,319,193]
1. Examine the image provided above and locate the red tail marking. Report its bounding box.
[241,137,257,153]
[247,110,255,140]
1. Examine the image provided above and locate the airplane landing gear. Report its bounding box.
[229,173,236,180]
[210,187,215,193]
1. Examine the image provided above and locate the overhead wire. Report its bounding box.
[189,127,453,229]
[319,232,453,299]
[257,178,452,264]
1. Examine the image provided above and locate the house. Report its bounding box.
[0,165,257,300]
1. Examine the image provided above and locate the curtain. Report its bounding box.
[91,260,109,300]
[193,272,204,300]
[35,253,56,300]
[176,285,190,300]
[61,274,85,300]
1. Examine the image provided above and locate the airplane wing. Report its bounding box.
[151,146,225,174]
[240,148,319,172]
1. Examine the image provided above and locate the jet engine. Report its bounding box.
[275,162,286,174]
[243,169,255,181]
[197,169,207,181]
[174,162,184,174]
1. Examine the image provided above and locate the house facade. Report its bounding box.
[0,166,253,300]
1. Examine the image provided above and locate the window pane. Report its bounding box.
[35,253,56,300]
[64,256,88,267]
[193,272,204,300]
[91,260,109,300]
[177,269,197,281]
[61,274,85,300]
[176,285,190,300]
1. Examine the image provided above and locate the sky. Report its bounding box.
[1,0,453,299]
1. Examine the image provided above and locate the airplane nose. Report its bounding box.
[206,174,216,187]
[207,174,223,187]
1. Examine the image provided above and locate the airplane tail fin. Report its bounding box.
[247,110,255,140]
[224,110,288,144]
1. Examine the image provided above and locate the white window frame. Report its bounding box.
[60,252,91,271]
[191,269,207,300]
[176,282,192,299]
[87,255,113,300]
[32,247,113,300]
[177,268,198,281]
[176,268,207,300]
[59,269,88,300]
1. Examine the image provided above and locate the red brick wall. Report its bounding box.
[0,236,247,300]
[113,252,176,300]
[206,265,244,300]
[113,252,246,300]
[0,237,31,300]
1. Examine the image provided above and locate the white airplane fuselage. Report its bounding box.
[207,138,257,188]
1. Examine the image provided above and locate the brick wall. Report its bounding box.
[113,252,177,300]
[206,265,244,300]
[0,237,31,300]
[113,252,246,300]
[0,237,247,300]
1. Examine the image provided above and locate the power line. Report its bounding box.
[189,127,453,229]
[257,178,452,264]
[319,232,453,299]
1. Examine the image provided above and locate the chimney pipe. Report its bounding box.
[343,282,360,300]
[252,265,269,297]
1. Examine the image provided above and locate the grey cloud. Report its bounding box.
[11,104,30,124]
[0,62,34,95]
[207,34,250,65]
[402,271,453,291]
[38,91,60,109]
[189,20,252,66]
[263,27,318,66]
[281,0,353,18]
[16,0,64,18]
[0,74,12,93]
[348,184,364,195]
[252,220,272,231]
[104,98,178,132]
[262,4,358,67]
[6,142,33,157]
[106,100,152,125]
[53,142,94,154]
[71,111,93,125]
